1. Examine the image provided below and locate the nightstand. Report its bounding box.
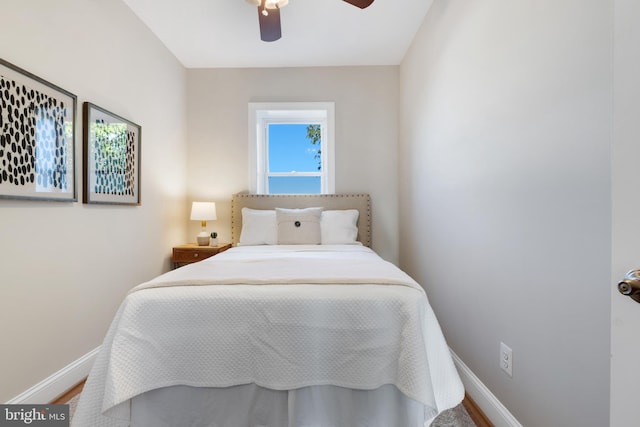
[172,243,232,268]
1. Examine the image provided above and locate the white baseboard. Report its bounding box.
[6,347,100,404]
[450,349,523,427]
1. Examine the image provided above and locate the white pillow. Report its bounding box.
[238,208,277,245]
[321,209,360,244]
[276,207,323,245]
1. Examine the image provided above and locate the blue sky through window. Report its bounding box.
[268,176,321,194]
[268,124,321,172]
[268,123,321,194]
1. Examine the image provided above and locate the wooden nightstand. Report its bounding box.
[172,243,232,268]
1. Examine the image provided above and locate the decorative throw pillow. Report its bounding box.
[238,208,277,245]
[321,209,360,244]
[276,207,323,245]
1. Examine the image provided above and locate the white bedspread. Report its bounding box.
[72,245,464,427]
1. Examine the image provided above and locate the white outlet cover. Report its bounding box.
[500,342,513,377]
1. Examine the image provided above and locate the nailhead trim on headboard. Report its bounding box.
[231,193,372,247]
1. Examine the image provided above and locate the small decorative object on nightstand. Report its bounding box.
[210,232,218,246]
[172,243,231,269]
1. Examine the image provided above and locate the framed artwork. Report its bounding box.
[0,58,77,201]
[83,102,141,205]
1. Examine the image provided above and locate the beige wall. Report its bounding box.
[186,67,400,262]
[0,0,188,401]
[399,1,611,426]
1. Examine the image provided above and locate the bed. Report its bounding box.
[72,193,464,427]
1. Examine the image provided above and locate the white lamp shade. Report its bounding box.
[190,202,217,221]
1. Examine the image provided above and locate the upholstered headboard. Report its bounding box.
[231,193,371,247]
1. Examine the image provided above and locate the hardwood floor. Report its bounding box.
[51,379,85,405]
[463,393,495,427]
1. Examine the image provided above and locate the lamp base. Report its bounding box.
[196,231,210,246]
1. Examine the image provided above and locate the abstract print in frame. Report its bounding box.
[0,58,77,201]
[83,103,141,205]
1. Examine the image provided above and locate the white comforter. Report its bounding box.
[72,245,464,427]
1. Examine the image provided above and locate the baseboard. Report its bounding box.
[6,347,100,404]
[450,349,523,427]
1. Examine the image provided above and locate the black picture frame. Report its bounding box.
[83,102,141,205]
[0,58,77,202]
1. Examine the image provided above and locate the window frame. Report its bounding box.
[248,102,335,194]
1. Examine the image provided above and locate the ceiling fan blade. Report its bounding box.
[257,3,282,42]
[342,0,374,9]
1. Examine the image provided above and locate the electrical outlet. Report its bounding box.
[500,342,513,377]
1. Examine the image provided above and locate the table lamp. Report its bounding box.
[190,201,217,246]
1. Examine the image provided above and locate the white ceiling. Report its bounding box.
[121,0,433,68]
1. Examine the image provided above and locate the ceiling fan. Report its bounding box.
[245,0,375,42]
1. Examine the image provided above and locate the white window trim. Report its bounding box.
[248,102,335,194]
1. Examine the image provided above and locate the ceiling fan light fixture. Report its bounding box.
[246,0,288,9]
[265,0,288,9]
[248,0,373,43]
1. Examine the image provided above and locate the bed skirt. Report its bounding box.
[130,383,434,427]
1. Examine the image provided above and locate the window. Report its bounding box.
[249,102,335,194]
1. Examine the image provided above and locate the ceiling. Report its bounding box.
[121,0,433,68]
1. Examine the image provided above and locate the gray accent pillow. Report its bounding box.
[276,207,323,245]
